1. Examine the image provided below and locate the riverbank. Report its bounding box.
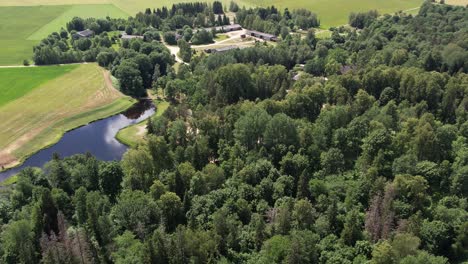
[116,98,169,147]
[0,63,135,173]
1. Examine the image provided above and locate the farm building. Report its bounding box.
[73,29,94,39]
[246,30,278,41]
[121,32,144,40]
[205,45,239,53]
[222,24,242,32]
[197,24,242,33]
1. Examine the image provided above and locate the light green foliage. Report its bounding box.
[112,231,146,264]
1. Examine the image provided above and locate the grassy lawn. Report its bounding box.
[0,175,18,187]
[28,4,128,40]
[0,65,77,107]
[116,99,169,147]
[315,30,332,39]
[0,63,134,169]
[215,34,230,41]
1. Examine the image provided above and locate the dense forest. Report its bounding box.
[1,1,468,263]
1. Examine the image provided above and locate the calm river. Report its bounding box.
[0,100,155,181]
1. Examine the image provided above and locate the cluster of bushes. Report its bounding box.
[33,30,114,65]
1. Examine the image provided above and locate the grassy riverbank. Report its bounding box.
[0,63,134,171]
[116,99,169,147]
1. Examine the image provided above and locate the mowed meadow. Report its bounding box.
[0,64,134,169]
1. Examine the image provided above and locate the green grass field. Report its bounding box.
[0,65,77,107]
[116,99,169,147]
[28,4,128,40]
[0,6,68,65]
[0,63,134,169]
[0,4,127,65]
[0,0,249,16]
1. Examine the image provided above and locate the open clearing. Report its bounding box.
[0,65,77,107]
[0,63,134,169]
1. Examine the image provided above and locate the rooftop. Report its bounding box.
[121,32,144,39]
[247,30,277,39]
[76,29,94,37]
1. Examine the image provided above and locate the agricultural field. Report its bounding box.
[0,4,127,65]
[0,0,252,15]
[0,63,133,170]
[0,65,77,107]
[28,4,128,40]
[0,6,67,65]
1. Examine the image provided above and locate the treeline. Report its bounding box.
[33,29,115,65]
[348,10,379,29]
[2,1,468,264]
[305,1,468,78]
[135,1,229,30]
[237,6,320,35]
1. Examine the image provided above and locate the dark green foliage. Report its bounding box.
[348,10,378,29]
[190,29,213,45]
[2,2,468,264]
[112,60,145,97]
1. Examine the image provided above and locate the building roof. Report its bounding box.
[223,24,242,30]
[76,29,94,37]
[205,45,239,53]
[247,30,277,39]
[213,45,238,52]
[197,24,242,33]
[121,32,144,39]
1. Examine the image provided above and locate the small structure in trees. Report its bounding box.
[246,30,278,41]
[205,45,239,53]
[120,32,144,40]
[73,29,94,39]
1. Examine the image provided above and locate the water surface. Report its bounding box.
[0,100,154,181]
